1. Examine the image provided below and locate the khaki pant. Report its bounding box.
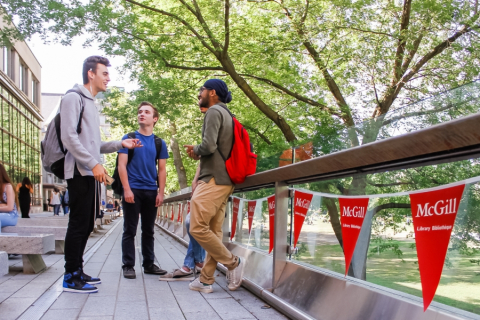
[189,178,237,284]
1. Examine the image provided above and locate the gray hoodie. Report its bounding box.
[60,84,123,180]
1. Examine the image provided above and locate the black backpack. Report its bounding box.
[111,132,164,195]
[41,89,88,179]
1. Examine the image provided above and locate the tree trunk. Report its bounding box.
[169,121,188,189]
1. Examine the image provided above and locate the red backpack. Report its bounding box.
[218,106,257,184]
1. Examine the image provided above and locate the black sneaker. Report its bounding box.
[144,264,167,275]
[63,270,98,293]
[81,270,101,284]
[123,266,136,279]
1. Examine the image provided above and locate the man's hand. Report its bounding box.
[124,188,135,203]
[122,139,142,149]
[184,145,200,160]
[155,193,164,207]
[92,164,107,184]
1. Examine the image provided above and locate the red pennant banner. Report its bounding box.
[177,203,182,222]
[338,197,369,276]
[231,198,240,240]
[268,195,275,254]
[409,184,465,311]
[247,201,256,234]
[293,191,313,248]
[171,206,174,221]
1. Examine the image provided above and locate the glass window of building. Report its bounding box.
[19,62,28,94]
[32,78,38,105]
[2,47,9,76]
[0,84,42,206]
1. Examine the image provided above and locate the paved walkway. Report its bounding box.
[0,217,287,320]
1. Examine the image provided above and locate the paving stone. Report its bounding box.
[114,300,149,320]
[146,288,177,307]
[0,296,37,320]
[174,293,215,313]
[143,277,170,292]
[201,286,231,300]
[41,308,81,320]
[0,291,11,303]
[149,306,185,319]
[79,294,116,317]
[117,283,146,301]
[0,279,30,293]
[50,291,89,309]
[78,316,113,320]
[207,297,257,319]
[183,310,222,320]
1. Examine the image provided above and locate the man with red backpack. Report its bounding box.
[184,79,247,293]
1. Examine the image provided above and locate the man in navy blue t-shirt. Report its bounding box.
[118,101,169,279]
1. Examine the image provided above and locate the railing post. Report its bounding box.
[222,198,231,243]
[273,181,289,289]
[182,200,188,238]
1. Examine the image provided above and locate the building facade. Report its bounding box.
[0,21,43,212]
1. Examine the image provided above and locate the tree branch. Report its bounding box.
[300,0,309,25]
[123,0,216,54]
[239,73,339,115]
[243,124,272,145]
[394,24,474,97]
[189,0,223,52]
[223,0,230,55]
[392,0,412,85]
[372,203,411,216]
[114,27,224,71]
[401,33,423,73]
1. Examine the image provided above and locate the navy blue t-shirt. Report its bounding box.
[118,131,169,190]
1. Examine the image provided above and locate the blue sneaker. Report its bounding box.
[63,270,98,293]
[81,270,101,284]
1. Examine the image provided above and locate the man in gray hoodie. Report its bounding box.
[60,56,140,293]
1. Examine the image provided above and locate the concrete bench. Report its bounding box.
[2,226,67,254]
[0,251,7,275]
[0,233,55,273]
[17,218,68,227]
[95,218,103,232]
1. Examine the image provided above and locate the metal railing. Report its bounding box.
[157,112,480,320]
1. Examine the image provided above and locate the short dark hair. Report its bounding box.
[83,56,111,84]
[137,101,159,125]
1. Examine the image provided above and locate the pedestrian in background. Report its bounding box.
[50,187,62,216]
[62,190,69,215]
[17,177,33,218]
[160,211,205,281]
[0,164,18,229]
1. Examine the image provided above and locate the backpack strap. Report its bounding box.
[126,132,136,164]
[65,89,88,134]
[153,135,164,161]
[55,89,88,154]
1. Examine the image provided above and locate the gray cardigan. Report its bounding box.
[194,103,233,185]
[60,84,123,180]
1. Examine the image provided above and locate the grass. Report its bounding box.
[233,220,480,314]
[296,241,480,314]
